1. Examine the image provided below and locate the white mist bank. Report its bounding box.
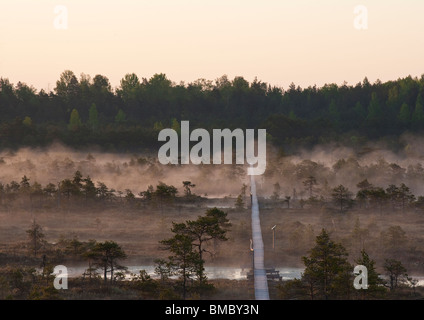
[1,134,424,199]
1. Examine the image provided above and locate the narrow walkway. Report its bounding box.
[250,174,270,300]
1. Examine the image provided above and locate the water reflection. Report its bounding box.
[64,265,304,280]
[51,265,424,288]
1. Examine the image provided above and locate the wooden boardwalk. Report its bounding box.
[250,174,270,300]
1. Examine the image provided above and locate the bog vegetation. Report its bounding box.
[0,152,424,299]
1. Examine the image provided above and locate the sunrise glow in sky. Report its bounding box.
[0,0,423,91]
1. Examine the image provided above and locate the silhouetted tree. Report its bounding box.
[26,220,46,257]
[86,241,127,284]
[182,181,196,197]
[332,185,353,212]
[301,229,352,300]
[303,176,318,199]
[383,259,407,291]
[159,234,201,299]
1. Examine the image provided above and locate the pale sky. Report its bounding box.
[0,0,423,92]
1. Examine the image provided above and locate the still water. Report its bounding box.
[60,265,424,287]
[63,265,304,280]
[48,265,424,288]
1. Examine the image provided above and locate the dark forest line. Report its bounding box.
[1,71,424,151]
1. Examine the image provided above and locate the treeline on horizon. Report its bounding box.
[1,71,424,151]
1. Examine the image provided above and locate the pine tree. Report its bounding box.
[86,241,127,284]
[82,176,97,200]
[332,184,353,212]
[354,249,385,298]
[26,220,46,257]
[383,259,408,291]
[182,181,196,197]
[303,176,318,198]
[301,229,352,300]
[159,234,201,299]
